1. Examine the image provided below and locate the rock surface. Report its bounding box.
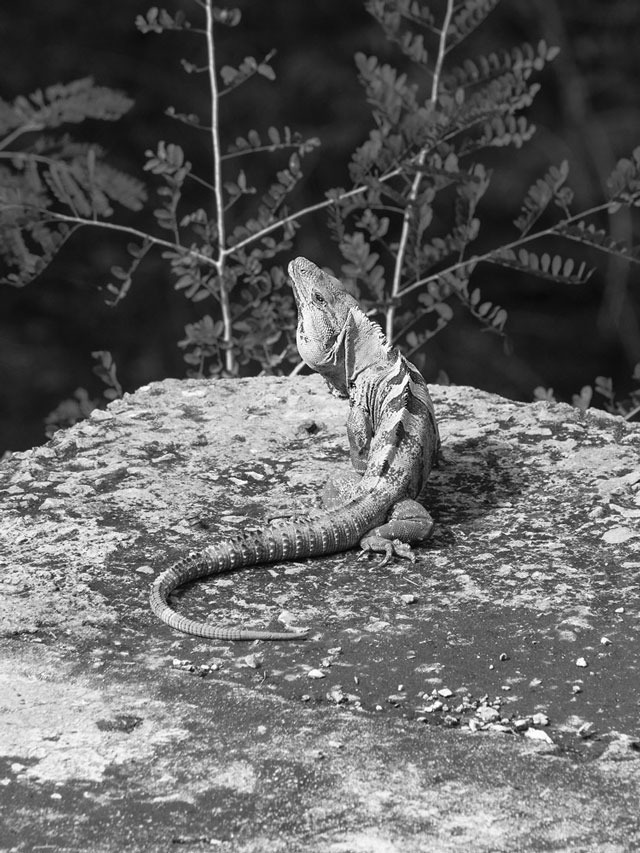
[1,375,639,851]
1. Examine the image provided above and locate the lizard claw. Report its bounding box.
[358,537,416,566]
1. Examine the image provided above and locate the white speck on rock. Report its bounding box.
[602,526,639,544]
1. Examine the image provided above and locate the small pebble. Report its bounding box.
[238,653,262,669]
[532,712,550,727]
[524,728,554,745]
[576,657,588,668]
[475,705,500,723]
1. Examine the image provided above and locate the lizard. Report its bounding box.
[149,256,440,641]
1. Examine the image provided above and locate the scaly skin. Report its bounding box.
[149,256,439,641]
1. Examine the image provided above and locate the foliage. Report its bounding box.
[44,351,123,437]
[0,79,145,287]
[1,0,639,410]
[326,0,640,372]
[0,3,320,381]
[534,364,640,422]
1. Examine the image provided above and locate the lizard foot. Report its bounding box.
[358,537,416,566]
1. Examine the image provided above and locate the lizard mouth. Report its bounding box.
[288,257,319,309]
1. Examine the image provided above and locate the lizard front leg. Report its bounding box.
[359,498,434,565]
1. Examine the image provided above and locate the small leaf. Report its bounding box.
[514,161,570,235]
[258,63,276,81]
[558,220,640,264]
[493,248,593,284]
[212,7,241,26]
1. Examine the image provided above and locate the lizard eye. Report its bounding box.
[313,291,326,305]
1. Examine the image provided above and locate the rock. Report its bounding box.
[602,526,639,544]
[307,669,326,680]
[475,705,501,724]
[524,728,554,745]
[598,733,640,762]
[531,712,550,727]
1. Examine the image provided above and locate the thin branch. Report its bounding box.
[624,402,640,422]
[396,201,616,300]
[205,0,235,373]
[218,50,277,98]
[206,3,225,255]
[386,0,454,343]
[220,143,309,161]
[0,151,62,167]
[222,167,404,257]
[2,205,219,269]
[0,123,45,152]
[186,171,216,193]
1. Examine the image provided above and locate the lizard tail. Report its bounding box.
[149,496,386,641]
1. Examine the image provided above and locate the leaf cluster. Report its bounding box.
[0,79,145,287]
[535,363,640,422]
[3,0,640,402]
[0,4,322,380]
[44,350,123,437]
[329,0,559,357]
[327,1,640,369]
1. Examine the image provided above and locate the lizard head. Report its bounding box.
[288,256,358,382]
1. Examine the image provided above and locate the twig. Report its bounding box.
[386,0,454,343]
[395,201,617,300]
[0,123,45,152]
[624,403,640,422]
[205,0,234,373]
[2,205,219,268]
[222,167,405,257]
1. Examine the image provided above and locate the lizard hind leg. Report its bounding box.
[321,470,362,510]
[359,498,435,566]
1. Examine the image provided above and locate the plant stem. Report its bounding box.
[222,168,404,257]
[395,201,616,300]
[0,123,45,152]
[205,0,235,374]
[4,206,217,267]
[385,0,454,343]
[624,402,640,421]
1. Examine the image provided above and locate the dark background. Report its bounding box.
[1,0,639,453]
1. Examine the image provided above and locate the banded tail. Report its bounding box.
[149,494,388,641]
